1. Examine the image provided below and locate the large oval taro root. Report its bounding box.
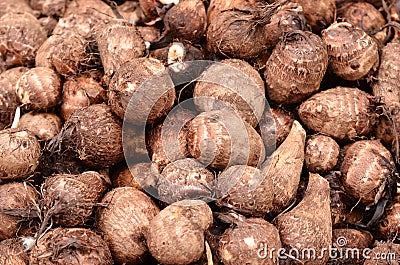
[0,129,41,182]
[0,238,29,265]
[29,227,113,265]
[96,187,160,264]
[298,87,376,141]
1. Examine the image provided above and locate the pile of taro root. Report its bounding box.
[2,0,400,264]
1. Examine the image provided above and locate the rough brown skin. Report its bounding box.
[305,134,340,173]
[275,173,332,265]
[321,22,379,81]
[16,67,61,111]
[0,238,29,265]
[363,241,400,265]
[0,0,38,18]
[96,187,160,265]
[264,31,328,105]
[216,165,274,217]
[108,58,175,125]
[340,140,395,206]
[0,129,41,182]
[145,200,213,265]
[60,79,90,120]
[29,0,67,17]
[139,0,165,22]
[137,26,161,42]
[0,182,38,240]
[291,0,335,32]
[18,112,61,141]
[29,227,113,265]
[38,16,58,36]
[42,171,110,227]
[379,195,400,241]
[0,12,46,69]
[187,109,266,170]
[207,0,260,25]
[193,59,265,128]
[298,86,376,141]
[112,162,158,190]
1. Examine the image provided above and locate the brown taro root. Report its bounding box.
[139,0,176,22]
[379,195,400,241]
[0,129,41,182]
[96,187,160,264]
[42,171,110,227]
[0,238,29,265]
[298,87,376,141]
[0,182,38,240]
[264,31,328,105]
[207,0,259,25]
[38,16,58,36]
[112,162,158,191]
[29,227,113,265]
[216,165,274,217]
[16,67,61,111]
[321,22,379,81]
[145,200,213,265]
[137,26,160,42]
[340,140,396,206]
[305,134,340,173]
[29,0,67,17]
[18,112,61,141]
[193,59,266,128]
[187,109,266,170]
[0,12,46,68]
[363,241,400,265]
[108,58,175,125]
[291,0,335,32]
[275,173,332,265]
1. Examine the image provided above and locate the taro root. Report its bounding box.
[207,0,259,25]
[158,158,215,203]
[363,241,400,265]
[137,26,161,42]
[96,187,160,264]
[379,195,400,240]
[291,0,335,32]
[193,59,266,128]
[29,227,113,265]
[0,0,37,18]
[275,173,332,265]
[145,200,213,265]
[108,58,175,125]
[187,109,266,170]
[18,112,61,141]
[340,140,395,206]
[305,134,340,173]
[0,238,29,265]
[264,30,328,105]
[112,162,158,191]
[0,129,41,182]
[16,67,61,111]
[298,87,376,141]
[321,22,379,81]
[0,12,46,68]
[0,182,38,240]
[29,0,67,17]
[216,165,274,217]
[42,171,110,227]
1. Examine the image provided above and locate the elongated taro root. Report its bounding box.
[275,173,332,264]
[305,134,340,173]
[29,227,113,265]
[321,22,379,81]
[291,0,335,32]
[96,187,160,264]
[379,195,400,241]
[0,238,29,265]
[18,112,61,141]
[145,200,213,265]
[264,31,328,105]
[298,87,376,141]
[340,140,396,205]
[0,129,41,182]
[193,59,265,128]
[0,182,38,240]
[207,0,259,24]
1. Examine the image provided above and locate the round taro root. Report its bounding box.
[321,22,379,81]
[16,67,61,111]
[0,238,29,265]
[0,129,41,182]
[193,59,266,128]
[0,12,47,68]
[264,31,328,105]
[298,87,376,141]
[305,134,340,173]
[145,200,213,265]
[96,187,160,264]
[379,195,400,241]
[18,112,61,141]
[0,182,38,240]
[29,227,113,265]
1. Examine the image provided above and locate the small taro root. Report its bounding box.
[145,200,213,265]
[363,241,400,265]
[275,173,332,265]
[207,0,259,25]
[0,238,29,265]
[42,171,110,227]
[305,134,340,173]
[321,22,379,81]
[29,0,67,17]
[0,182,38,240]
[193,59,265,128]
[187,109,266,170]
[29,227,113,265]
[18,112,61,141]
[96,187,160,264]
[112,162,158,191]
[0,12,46,68]
[108,58,175,125]
[0,129,41,182]
[216,165,274,217]
[379,195,400,241]
[298,87,376,141]
[292,0,335,32]
[16,67,61,111]
[340,140,395,205]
